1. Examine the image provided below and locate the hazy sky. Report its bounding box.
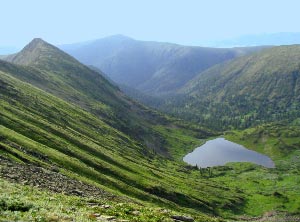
[1,0,300,48]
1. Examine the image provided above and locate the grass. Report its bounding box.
[0,66,244,219]
[1,40,300,221]
[211,123,300,217]
[153,125,205,160]
[1,70,299,219]
[0,178,221,222]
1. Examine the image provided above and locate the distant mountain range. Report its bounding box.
[40,35,300,130]
[59,35,267,95]
[3,36,300,132]
[2,32,300,55]
[207,32,300,47]
[4,33,300,97]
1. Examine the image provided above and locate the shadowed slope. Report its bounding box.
[160,45,300,129]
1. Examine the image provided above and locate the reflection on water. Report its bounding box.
[183,138,275,168]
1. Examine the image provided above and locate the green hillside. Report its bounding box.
[0,40,245,220]
[160,45,300,130]
[60,35,266,95]
[3,38,212,156]
[1,39,299,221]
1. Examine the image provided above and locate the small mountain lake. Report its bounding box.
[183,138,275,168]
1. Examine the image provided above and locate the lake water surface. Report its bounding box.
[183,138,275,168]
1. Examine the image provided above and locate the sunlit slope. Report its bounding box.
[0,50,241,215]
[3,38,214,156]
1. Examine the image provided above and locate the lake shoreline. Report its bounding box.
[183,138,275,168]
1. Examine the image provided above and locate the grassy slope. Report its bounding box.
[0,178,221,222]
[160,45,300,130]
[0,57,243,219]
[1,39,299,221]
[2,39,214,157]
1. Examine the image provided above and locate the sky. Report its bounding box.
[1,0,300,49]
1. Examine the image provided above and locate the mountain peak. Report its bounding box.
[108,34,133,40]
[30,37,46,43]
[18,38,52,56]
[97,34,134,43]
[8,38,79,67]
[27,38,48,47]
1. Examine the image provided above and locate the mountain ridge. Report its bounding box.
[1,38,300,221]
[159,44,300,129]
[1,38,215,156]
[59,35,268,95]
[0,39,243,218]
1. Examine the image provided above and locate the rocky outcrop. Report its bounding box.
[0,155,116,200]
[171,215,194,222]
[237,211,300,222]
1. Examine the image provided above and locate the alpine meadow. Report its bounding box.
[1,1,300,222]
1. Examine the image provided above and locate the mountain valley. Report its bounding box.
[0,38,300,222]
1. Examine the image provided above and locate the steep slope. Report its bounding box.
[60,35,266,95]
[4,38,212,156]
[1,40,299,220]
[0,176,220,222]
[0,45,243,217]
[160,45,300,130]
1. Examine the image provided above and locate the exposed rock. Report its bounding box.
[0,155,116,200]
[160,209,171,214]
[131,210,140,215]
[47,215,60,222]
[237,211,300,221]
[93,213,101,217]
[97,215,116,221]
[71,189,83,196]
[171,215,194,222]
[100,204,112,209]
